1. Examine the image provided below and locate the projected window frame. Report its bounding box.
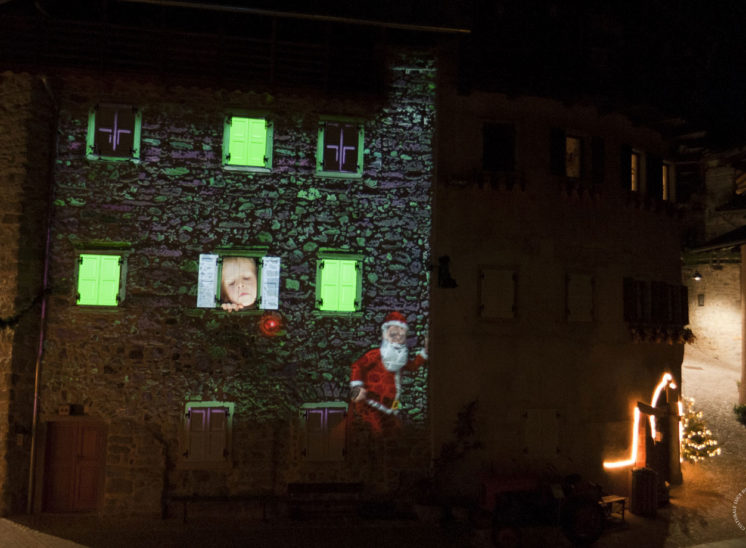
[180,401,234,469]
[315,252,363,315]
[478,266,517,321]
[316,117,364,178]
[197,250,280,312]
[482,122,516,173]
[75,252,127,307]
[565,272,595,323]
[299,402,348,462]
[86,104,141,161]
[222,113,273,172]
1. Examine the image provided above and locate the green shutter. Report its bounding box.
[98,255,121,305]
[318,257,360,312]
[338,260,358,311]
[227,117,267,167]
[77,254,121,306]
[319,259,341,311]
[246,118,267,167]
[77,254,101,305]
[228,117,249,165]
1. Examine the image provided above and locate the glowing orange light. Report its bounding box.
[604,407,641,469]
[603,372,679,470]
[650,373,675,439]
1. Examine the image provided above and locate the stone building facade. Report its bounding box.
[681,151,746,405]
[0,6,697,517]
[682,156,745,367]
[0,47,435,515]
[0,72,55,515]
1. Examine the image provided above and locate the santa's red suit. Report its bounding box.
[350,312,427,434]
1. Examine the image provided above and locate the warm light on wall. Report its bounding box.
[678,400,684,462]
[650,373,675,438]
[603,407,641,469]
[603,372,679,470]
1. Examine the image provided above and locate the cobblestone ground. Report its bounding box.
[3,344,745,548]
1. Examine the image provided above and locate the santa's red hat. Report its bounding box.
[382,311,408,331]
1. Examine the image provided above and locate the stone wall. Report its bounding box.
[38,49,434,515]
[683,260,741,365]
[0,72,54,515]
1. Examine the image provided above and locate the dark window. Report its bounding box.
[320,121,362,174]
[88,104,139,159]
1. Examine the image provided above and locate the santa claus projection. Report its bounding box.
[349,311,428,433]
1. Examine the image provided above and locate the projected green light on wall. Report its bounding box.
[76,253,122,306]
[317,258,361,312]
[223,116,272,169]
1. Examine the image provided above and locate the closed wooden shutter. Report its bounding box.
[319,259,340,311]
[620,145,632,189]
[646,155,663,199]
[327,408,346,460]
[77,254,101,305]
[550,128,566,176]
[187,406,229,463]
[98,255,121,306]
[591,137,605,186]
[77,254,121,306]
[245,118,267,167]
[319,259,358,312]
[228,117,249,165]
[480,268,516,319]
[303,407,347,461]
[567,274,593,322]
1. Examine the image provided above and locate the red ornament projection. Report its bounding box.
[258,311,283,337]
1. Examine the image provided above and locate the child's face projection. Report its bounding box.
[221,257,257,308]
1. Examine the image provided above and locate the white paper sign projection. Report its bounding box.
[196,253,219,308]
[261,256,281,310]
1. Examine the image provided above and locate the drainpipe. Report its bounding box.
[741,244,746,405]
[26,74,58,514]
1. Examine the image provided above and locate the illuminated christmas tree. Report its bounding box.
[681,397,721,463]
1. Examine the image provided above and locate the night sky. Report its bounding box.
[4,0,746,146]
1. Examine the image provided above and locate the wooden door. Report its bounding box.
[43,421,106,512]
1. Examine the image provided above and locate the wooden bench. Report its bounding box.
[599,495,626,523]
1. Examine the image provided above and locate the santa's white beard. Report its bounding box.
[381,338,408,372]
